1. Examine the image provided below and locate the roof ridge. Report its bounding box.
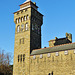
[33,42,75,51]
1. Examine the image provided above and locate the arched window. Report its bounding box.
[32,24,34,30]
[16,19,18,24]
[19,18,21,23]
[24,16,26,21]
[17,25,20,32]
[27,15,29,20]
[21,17,23,22]
[21,24,24,31]
[25,23,28,30]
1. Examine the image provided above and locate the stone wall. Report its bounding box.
[30,49,75,75]
[13,7,31,75]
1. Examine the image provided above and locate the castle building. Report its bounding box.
[13,0,75,75]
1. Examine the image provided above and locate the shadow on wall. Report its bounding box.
[0,73,4,75]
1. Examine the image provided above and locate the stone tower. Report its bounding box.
[13,0,43,75]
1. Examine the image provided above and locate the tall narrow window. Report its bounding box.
[32,24,34,30]
[21,17,23,22]
[35,25,38,33]
[23,38,24,44]
[25,23,28,30]
[24,16,26,21]
[17,25,20,32]
[23,54,25,62]
[21,24,24,31]
[16,19,18,24]
[18,55,19,62]
[20,39,21,44]
[19,18,21,23]
[21,55,22,62]
[38,27,40,34]
[20,38,24,44]
[48,73,51,75]
[27,15,29,20]
[52,71,53,75]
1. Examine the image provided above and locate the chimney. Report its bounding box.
[66,33,72,43]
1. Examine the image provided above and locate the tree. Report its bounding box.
[0,50,13,75]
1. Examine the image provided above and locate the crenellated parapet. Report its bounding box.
[30,45,75,75]
[30,49,75,62]
[49,33,72,47]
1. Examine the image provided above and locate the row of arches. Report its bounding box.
[16,15,29,24]
[17,23,28,32]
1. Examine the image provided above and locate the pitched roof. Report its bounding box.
[31,43,75,55]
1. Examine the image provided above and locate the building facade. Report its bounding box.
[13,0,75,75]
[13,0,43,75]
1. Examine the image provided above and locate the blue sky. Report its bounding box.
[0,0,75,64]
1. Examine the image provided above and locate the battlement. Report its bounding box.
[31,49,75,61]
[30,49,75,75]
[49,33,72,47]
[30,43,75,63]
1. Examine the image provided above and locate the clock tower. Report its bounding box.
[13,0,43,75]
